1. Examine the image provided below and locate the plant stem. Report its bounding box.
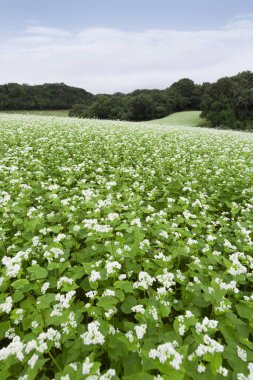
[49,351,62,373]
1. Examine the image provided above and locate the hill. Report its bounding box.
[0,83,93,111]
[147,111,207,127]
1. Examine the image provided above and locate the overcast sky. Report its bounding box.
[0,0,253,93]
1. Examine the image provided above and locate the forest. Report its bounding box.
[1,71,253,130]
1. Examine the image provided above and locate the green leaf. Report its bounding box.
[13,290,24,303]
[37,293,55,310]
[12,279,30,290]
[27,265,48,279]
[114,281,133,293]
[121,296,137,314]
[96,296,118,311]
[236,302,253,320]
[123,352,143,376]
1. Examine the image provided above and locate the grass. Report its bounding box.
[0,109,69,117]
[147,110,207,127]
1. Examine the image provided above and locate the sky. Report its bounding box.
[0,0,253,93]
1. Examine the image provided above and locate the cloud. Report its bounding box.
[25,26,73,38]
[0,19,253,93]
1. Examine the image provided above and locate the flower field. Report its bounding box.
[0,114,253,380]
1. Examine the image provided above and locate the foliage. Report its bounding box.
[0,114,253,379]
[200,71,253,130]
[0,83,93,111]
[69,80,203,122]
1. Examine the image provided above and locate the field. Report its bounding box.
[0,110,69,117]
[0,114,253,380]
[147,111,206,127]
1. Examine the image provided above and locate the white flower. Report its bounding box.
[81,321,105,345]
[133,271,155,289]
[118,274,127,280]
[41,282,50,294]
[195,335,224,357]
[82,357,94,375]
[86,290,98,298]
[139,239,150,250]
[126,331,134,342]
[159,230,168,239]
[25,340,37,354]
[183,210,196,220]
[60,375,70,380]
[149,342,183,370]
[89,270,101,282]
[134,324,147,339]
[105,308,117,319]
[100,368,116,380]
[196,317,218,334]
[28,354,38,369]
[197,364,206,373]
[31,321,39,329]
[105,261,121,276]
[5,328,16,340]
[0,296,13,314]
[224,239,236,250]
[2,255,22,277]
[54,233,66,243]
[0,336,24,361]
[57,276,73,289]
[217,366,228,377]
[179,324,186,336]
[50,291,76,317]
[107,213,119,221]
[131,305,145,314]
[102,289,115,297]
[69,362,78,371]
[156,269,175,290]
[149,306,158,320]
[130,218,142,228]
[32,236,41,247]
[207,235,216,241]
[237,346,247,362]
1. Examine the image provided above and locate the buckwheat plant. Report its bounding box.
[0,114,253,379]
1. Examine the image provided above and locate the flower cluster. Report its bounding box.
[0,114,253,378]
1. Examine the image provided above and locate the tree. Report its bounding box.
[200,72,253,130]
[128,94,154,121]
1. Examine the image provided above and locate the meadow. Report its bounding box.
[147,111,206,127]
[0,114,253,380]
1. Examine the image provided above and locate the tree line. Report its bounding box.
[1,71,253,130]
[0,83,93,110]
[69,78,204,121]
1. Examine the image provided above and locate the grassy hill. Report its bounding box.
[147,110,207,127]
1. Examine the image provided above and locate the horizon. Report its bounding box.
[1,0,253,93]
[1,69,251,96]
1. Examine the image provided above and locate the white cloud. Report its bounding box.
[0,19,253,93]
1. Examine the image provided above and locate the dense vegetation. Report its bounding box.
[201,71,253,130]
[69,78,203,121]
[0,83,93,110]
[0,114,253,379]
[70,71,253,130]
[1,71,253,129]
